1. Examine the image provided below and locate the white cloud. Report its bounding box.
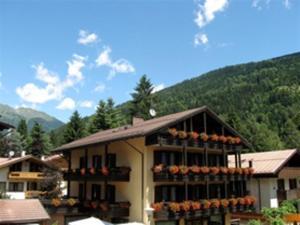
[283,0,291,8]
[94,83,106,93]
[194,0,229,29]
[79,100,93,108]
[16,54,86,105]
[78,30,98,45]
[252,0,291,9]
[56,97,76,110]
[194,33,209,46]
[152,83,165,93]
[95,46,135,80]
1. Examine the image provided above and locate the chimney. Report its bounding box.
[21,151,26,157]
[132,117,144,126]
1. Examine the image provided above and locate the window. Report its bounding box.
[29,163,41,172]
[188,185,207,200]
[107,154,116,168]
[79,157,86,169]
[91,184,101,200]
[154,151,181,166]
[8,182,24,192]
[9,162,22,172]
[92,155,102,169]
[187,153,204,166]
[277,179,285,191]
[0,182,6,192]
[156,221,179,225]
[106,185,115,202]
[155,185,184,202]
[78,183,85,200]
[289,179,297,190]
[27,182,37,191]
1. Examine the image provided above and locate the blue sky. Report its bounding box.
[0,0,299,123]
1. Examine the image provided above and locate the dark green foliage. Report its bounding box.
[17,119,28,140]
[63,111,86,143]
[130,74,154,120]
[27,122,51,157]
[0,130,26,157]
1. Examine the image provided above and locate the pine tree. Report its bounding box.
[49,130,58,148]
[130,75,154,120]
[0,130,25,157]
[27,122,51,157]
[88,100,108,134]
[106,98,121,128]
[63,111,86,143]
[17,119,28,140]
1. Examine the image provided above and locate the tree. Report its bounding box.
[49,130,58,148]
[88,100,108,134]
[63,111,86,143]
[17,119,28,140]
[27,122,51,157]
[0,130,25,157]
[106,98,122,128]
[130,75,154,120]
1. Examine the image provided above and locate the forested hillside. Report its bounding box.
[119,52,300,151]
[55,52,300,152]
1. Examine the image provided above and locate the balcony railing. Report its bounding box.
[64,167,131,182]
[41,199,130,218]
[153,166,253,182]
[8,171,45,180]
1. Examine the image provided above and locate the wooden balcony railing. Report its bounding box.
[8,171,45,180]
[64,167,131,182]
[41,199,130,218]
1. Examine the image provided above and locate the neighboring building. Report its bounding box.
[0,199,49,224]
[0,120,14,131]
[53,106,253,225]
[0,154,54,199]
[229,149,300,211]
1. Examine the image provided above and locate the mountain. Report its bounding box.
[0,104,64,132]
[56,52,300,151]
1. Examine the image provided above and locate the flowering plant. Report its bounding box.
[242,168,249,175]
[249,167,255,175]
[235,137,241,144]
[101,166,109,176]
[179,165,189,175]
[180,201,191,212]
[210,134,219,142]
[168,128,178,137]
[51,198,61,207]
[229,198,238,206]
[221,199,229,208]
[244,196,256,205]
[151,202,163,212]
[80,168,86,175]
[153,164,164,173]
[219,135,227,143]
[228,167,236,174]
[89,167,95,175]
[191,201,201,210]
[169,165,179,174]
[178,131,188,139]
[210,199,221,208]
[202,200,211,209]
[190,165,201,174]
[237,197,245,205]
[220,167,228,174]
[227,136,235,144]
[90,201,98,209]
[189,131,199,140]
[235,168,243,175]
[210,167,220,175]
[169,202,180,213]
[200,166,210,174]
[200,133,209,142]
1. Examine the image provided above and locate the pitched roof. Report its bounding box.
[228,149,298,176]
[44,154,68,170]
[0,155,53,169]
[54,106,251,152]
[0,120,14,131]
[0,199,49,224]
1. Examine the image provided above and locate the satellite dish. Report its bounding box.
[9,151,15,157]
[149,108,157,117]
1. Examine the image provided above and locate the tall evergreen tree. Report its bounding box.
[130,75,154,120]
[17,119,28,140]
[49,130,58,148]
[0,130,25,157]
[27,122,51,157]
[63,111,85,143]
[106,98,121,128]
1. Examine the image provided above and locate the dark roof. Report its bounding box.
[0,155,56,169]
[0,120,14,131]
[0,199,49,224]
[54,106,251,152]
[228,149,298,176]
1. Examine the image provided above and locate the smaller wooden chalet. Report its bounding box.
[53,106,254,225]
[229,149,300,211]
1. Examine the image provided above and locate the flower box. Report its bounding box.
[202,208,211,216]
[193,210,202,217]
[211,207,220,215]
[154,210,169,220]
[169,212,180,220]
[237,205,244,211]
[230,206,237,213]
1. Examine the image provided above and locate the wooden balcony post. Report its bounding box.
[104,144,108,201]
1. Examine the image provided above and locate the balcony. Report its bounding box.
[64,167,131,182]
[8,171,45,180]
[152,165,253,182]
[152,197,256,221]
[41,199,130,218]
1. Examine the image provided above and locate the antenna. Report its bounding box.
[149,108,157,117]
